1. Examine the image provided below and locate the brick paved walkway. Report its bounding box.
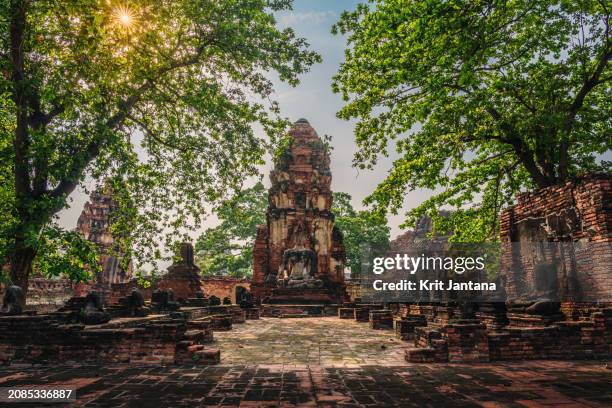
[214,317,407,365]
[0,317,610,407]
[0,361,610,407]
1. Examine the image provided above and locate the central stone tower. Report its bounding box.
[251,119,348,304]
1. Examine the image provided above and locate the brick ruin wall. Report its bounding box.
[200,277,250,304]
[500,173,611,304]
[102,277,250,305]
[1,279,79,313]
[0,316,185,366]
[2,276,251,312]
[396,174,612,363]
[0,306,226,366]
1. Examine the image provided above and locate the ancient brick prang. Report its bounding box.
[251,119,347,304]
[76,187,133,286]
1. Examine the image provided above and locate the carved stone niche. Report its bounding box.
[518,219,558,291]
[543,208,580,239]
[508,216,570,315]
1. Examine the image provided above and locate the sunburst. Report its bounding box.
[112,5,136,31]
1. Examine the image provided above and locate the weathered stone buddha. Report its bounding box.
[278,222,322,289]
[251,119,348,304]
[1,285,24,315]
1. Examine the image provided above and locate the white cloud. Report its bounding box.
[277,10,336,27]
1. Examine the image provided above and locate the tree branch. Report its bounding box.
[485,106,551,188]
[49,48,207,201]
[559,17,610,180]
[470,149,513,167]
[127,114,190,153]
[10,0,30,198]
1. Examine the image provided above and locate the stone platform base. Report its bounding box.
[0,303,254,366]
[260,304,340,318]
[264,287,348,305]
[401,303,611,363]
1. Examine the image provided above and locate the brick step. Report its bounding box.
[207,315,233,331]
[183,329,204,341]
[244,308,260,320]
[414,326,444,348]
[430,339,448,349]
[338,308,355,319]
[187,344,205,352]
[176,340,193,350]
[394,316,428,340]
[176,346,220,365]
[354,308,370,322]
[186,320,211,330]
[280,313,311,318]
[507,313,563,327]
[193,348,220,365]
[369,310,394,330]
[405,347,447,363]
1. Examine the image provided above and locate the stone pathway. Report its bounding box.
[214,317,407,366]
[0,317,610,407]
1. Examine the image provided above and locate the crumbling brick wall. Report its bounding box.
[0,316,185,366]
[201,277,251,304]
[1,279,80,313]
[500,173,611,303]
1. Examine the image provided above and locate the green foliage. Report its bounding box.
[1,0,320,278]
[333,0,611,241]
[332,192,390,278]
[0,94,15,266]
[32,224,98,283]
[134,269,154,289]
[195,182,268,277]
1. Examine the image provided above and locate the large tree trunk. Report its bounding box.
[8,237,37,307]
[8,206,48,307]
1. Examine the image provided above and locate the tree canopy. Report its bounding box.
[195,181,267,277]
[0,0,320,290]
[332,192,390,278]
[333,0,611,241]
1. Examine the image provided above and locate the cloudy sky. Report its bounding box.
[57,1,431,241]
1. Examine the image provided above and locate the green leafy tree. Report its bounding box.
[32,225,99,283]
[333,0,611,241]
[332,192,390,278]
[195,181,267,277]
[0,0,320,298]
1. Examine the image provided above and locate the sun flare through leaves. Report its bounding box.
[112,5,136,32]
